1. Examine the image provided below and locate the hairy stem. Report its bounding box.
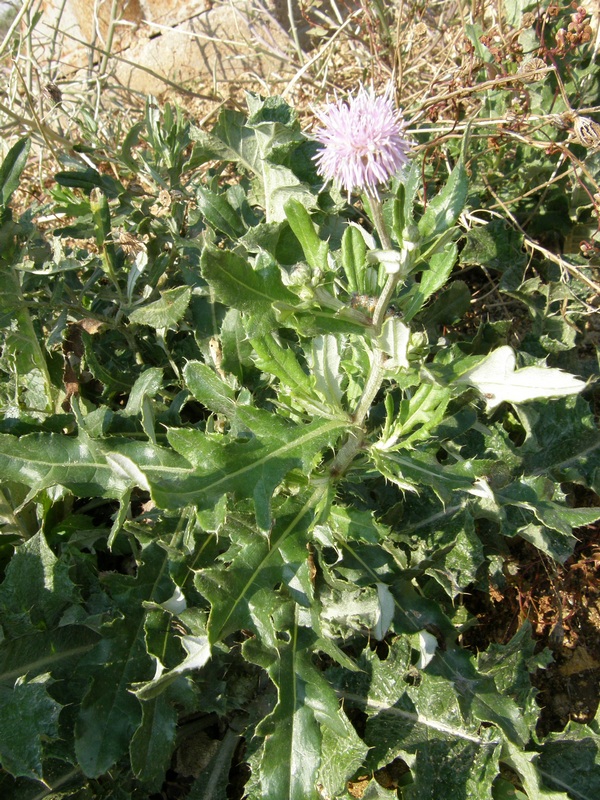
[367,192,392,250]
[372,270,402,332]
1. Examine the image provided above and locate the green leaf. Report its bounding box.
[0,263,54,413]
[183,360,237,416]
[196,186,245,238]
[75,619,147,777]
[201,247,297,316]
[186,729,241,800]
[129,285,192,329]
[0,138,30,209]
[190,109,259,173]
[0,532,79,635]
[429,647,530,747]
[189,101,313,223]
[259,665,321,800]
[255,612,361,800]
[369,447,479,503]
[54,167,120,197]
[196,494,318,643]
[250,332,312,395]
[378,383,451,449]
[151,416,343,529]
[75,543,171,777]
[125,368,163,415]
[89,187,113,252]
[457,347,586,410]
[503,742,572,800]
[380,317,410,370]
[310,334,344,408]
[521,396,600,485]
[403,242,458,321]
[477,623,550,731]
[81,330,135,393]
[418,152,468,242]
[343,643,501,798]
[284,199,328,272]
[130,693,178,790]
[460,220,526,271]
[0,627,100,684]
[0,676,61,781]
[420,280,471,328]
[341,225,368,293]
[395,509,484,598]
[0,431,186,504]
[132,635,211,701]
[503,0,535,27]
[534,719,600,799]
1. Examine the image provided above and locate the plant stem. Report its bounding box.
[328,189,405,480]
[367,191,392,250]
[329,340,387,478]
[328,191,401,479]
[371,270,402,332]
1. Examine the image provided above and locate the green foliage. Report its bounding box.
[0,60,598,800]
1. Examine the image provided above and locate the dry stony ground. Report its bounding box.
[464,524,600,736]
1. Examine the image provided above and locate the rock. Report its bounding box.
[33,0,297,98]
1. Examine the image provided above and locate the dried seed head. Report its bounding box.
[573,115,600,148]
[117,231,146,257]
[521,11,537,27]
[548,112,573,130]
[44,82,62,105]
[517,58,547,82]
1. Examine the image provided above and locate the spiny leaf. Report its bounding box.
[149,417,344,529]
[196,186,245,238]
[255,611,363,800]
[128,285,192,329]
[418,136,468,241]
[458,346,586,410]
[201,246,297,316]
[183,361,237,416]
[284,199,329,272]
[0,431,187,503]
[0,677,61,781]
[76,543,173,777]
[341,224,368,293]
[196,494,318,643]
[0,627,99,684]
[130,693,178,790]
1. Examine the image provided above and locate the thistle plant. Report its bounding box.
[0,82,598,800]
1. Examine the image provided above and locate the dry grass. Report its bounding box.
[1,0,600,310]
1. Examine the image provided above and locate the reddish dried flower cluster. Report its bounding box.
[479,27,523,64]
[554,3,592,55]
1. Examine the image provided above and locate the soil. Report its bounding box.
[463,519,600,736]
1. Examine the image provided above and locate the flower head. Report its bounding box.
[312,85,410,199]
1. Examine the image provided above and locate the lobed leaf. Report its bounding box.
[128,285,192,329]
[0,677,61,781]
[149,417,344,529]
[458,346,586,409]
[201,246,297,317]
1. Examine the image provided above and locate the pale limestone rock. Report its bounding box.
[34,0,296,98]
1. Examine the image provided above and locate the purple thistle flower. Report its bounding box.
[312,85,411,199]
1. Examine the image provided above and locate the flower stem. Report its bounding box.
[329,348,386,478]
[328,193,398,480]
[371,271,401,332]
[367,192,392,250]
